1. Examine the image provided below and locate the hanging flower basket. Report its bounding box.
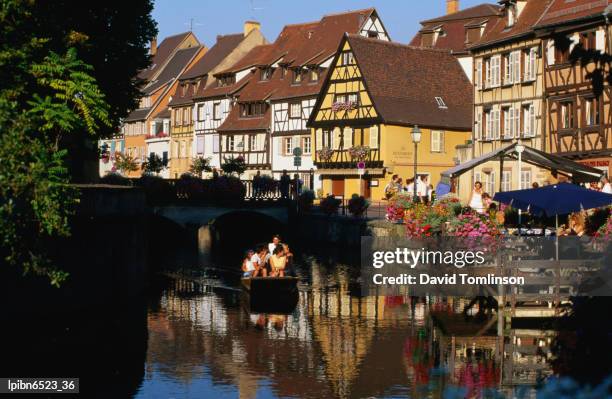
[348,145,370,161]
[317,147,334,162]
[331,101,357,112]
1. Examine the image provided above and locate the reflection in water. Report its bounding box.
[135,254,557,399]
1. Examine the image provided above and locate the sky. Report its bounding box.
[152,0,494,46]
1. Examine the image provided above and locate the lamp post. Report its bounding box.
[411,125,422,203]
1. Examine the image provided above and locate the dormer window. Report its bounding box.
[507,3,517,27]
[292,69,303,84]
[310,68,319,82]
[260,67,273,81]
[217,74,236,87]
[435,97,447,109]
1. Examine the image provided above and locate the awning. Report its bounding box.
[441,142,603,183]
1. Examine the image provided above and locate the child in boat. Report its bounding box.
[269,245,287,277]
[242,250,264,278]
[251,245,268,277]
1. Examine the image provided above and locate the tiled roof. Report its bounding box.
[152,107,171,119]
[216,106,271,132]
[169,76,207,106]
[179,33,245,80]
[143,46,202,95]
[471,0,552,49]
[124,108,150,122]
[410,4,500,54]
[534,0,610,28]
[346,35,472,130]
[421,3,501,24]
[138,32,193,81]
[196,74,251,99]
[215,43,276,74]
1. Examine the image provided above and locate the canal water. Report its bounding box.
[133,248,553,399]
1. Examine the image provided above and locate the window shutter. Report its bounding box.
[333,127,341,150]
[343,127,353,149]
[547,41,555,65]
[596,29,605,52]
[475,111,482,140]
[369,125,379,148]
[197,137,204,154]
[316,129,323,150]
[440,131,445,152]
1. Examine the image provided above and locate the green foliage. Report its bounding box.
[189,156,212,176]
[142,153,166,175]
[320,195,341,216]
[100,172,132,186]
[347,194,370,216]
[0,0,155,286]
[113,153,138,174]
[221,156,247,176]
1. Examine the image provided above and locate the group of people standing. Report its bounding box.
[242,235,293,278]
[384,174,434,203]
[252,170,303,199]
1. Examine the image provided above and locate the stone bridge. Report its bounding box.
[152,205,290,227]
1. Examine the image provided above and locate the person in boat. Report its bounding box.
[268,235,281,255]
[251,246,268,277]
[269,246,288,277]
[242,250,264,278]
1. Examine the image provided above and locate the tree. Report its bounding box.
[142,153,166,175]
[113,153,139,175]
[221,156,247,177]
[189,156,212,177]
[0,1,156,286]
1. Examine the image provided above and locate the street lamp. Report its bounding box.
[411,125,422,202]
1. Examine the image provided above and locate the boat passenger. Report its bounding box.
[269,246,287,277]
[242,250,257,278]
[252,245,268,277]
[268,235,281,254]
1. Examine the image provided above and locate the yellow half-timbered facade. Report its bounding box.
[308,35,473,199]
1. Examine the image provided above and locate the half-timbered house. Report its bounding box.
[118,33,204,177]
[213,9,389,182]
[308,35,473,200]
[410,1,501,81]
[468,0,549,198]
[534,0,612,177]
[167,24,266,178]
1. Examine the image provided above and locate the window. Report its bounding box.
[431,130,444,153]
[197,104,205,121]
[503,51,520,84]
[507,4,517,27]
[581,31,596,51]
[485,55,501,87]
[555,40,570,64]
[486,171,496,195]
[560,101,574,129]
[284,137,293,156]
[174,109,182,126]
[435,97,447,109]
[292,69,303,84]
[502,171,512,192]
[310,68,319,82]
[227,135,235,152]
[367,31,378,39]
[475,59,483,89]
[485,108,500,139]
[503,106,519,139]
[520,170,532,190]
[240,102,265,117]
[341,51,355,65]
[196,136,204,154]
[302,136,312,154]
[182,108,190,125]
[162,151,168,165]
[524,47,537,81]
[260,67,273,81]
[217,74,235,87]
[213,102,221,120]
[289,102,301,119]
[523,103,536,137]
[213,134,220,153]
[584,97,600,126]
[249,135,258,151]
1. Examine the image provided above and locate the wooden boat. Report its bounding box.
[241,276,299,313]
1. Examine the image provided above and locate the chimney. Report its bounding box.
[447,0,459,15]
[244,21,261,37]
[150,36,157,56]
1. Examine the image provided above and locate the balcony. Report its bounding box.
[314,147,382,169]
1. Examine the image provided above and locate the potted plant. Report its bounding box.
[317,147,334,162]
[331,101,357,112]
[319,195,341,216]
[348,194,370,216]
[348,145,370,161]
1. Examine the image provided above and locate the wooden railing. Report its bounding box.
[315,148,382,169]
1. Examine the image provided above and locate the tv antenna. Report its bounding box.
[250,0,264,17]
[184,18,203,32]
